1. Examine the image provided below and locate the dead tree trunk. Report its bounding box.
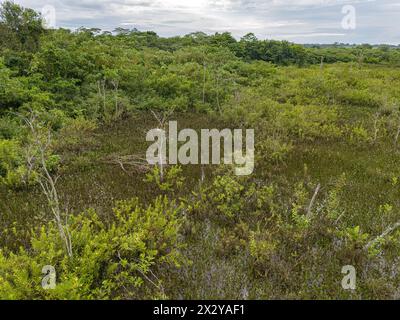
[22,113,73,257]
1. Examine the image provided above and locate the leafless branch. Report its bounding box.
[306,183,321,218]
[365,221,400,250]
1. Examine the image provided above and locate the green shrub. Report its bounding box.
[256,137,293,164]
[0,116,21,139]
[0,139,31,187]
[349,123,370,144]
[338,89,382,109]
[144,165,185,193]
[209,175,245,219]
[0,196,185,300]
[279,104,342,140]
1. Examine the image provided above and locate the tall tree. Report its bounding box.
[0,1,44,51]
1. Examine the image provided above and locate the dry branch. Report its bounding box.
[365,221,400,250]
[103,154,152,174]
[306,183,321,218]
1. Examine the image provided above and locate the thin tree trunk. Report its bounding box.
[373,113,380,142]
[202,62,206,104]
[395,124,400,145]
[306,183,321,218]
[24,115,73,257]
[216,73,221,114]
[112,80,119,118]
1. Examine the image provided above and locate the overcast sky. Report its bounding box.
[6,0,400,44]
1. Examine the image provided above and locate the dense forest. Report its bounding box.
[1,1,400,299]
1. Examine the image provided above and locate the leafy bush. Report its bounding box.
[0,196,185,300]
[0,138,30,187]
[209,175,245,219]
[0,116,21,139]
[144,165,185,193]
[56,117,98,152]
[279,104,342,140]
[338,89,382,109]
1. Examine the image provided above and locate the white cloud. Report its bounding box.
[6,0,399,44]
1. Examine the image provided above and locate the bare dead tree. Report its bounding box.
[21,113,73,257]
[97,79,106,115]
[215,73,221,114]
[202,61,207,104]
[150,109,174,182]
[110,79,120,118]
[372,112,380,142]
[150,109,174,129]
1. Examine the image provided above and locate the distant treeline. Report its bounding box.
[1,1,400,70]
[48,29,400,66]
[1,0,400,119]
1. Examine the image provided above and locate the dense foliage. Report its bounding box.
[1,2,400,300]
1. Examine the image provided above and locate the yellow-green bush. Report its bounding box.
[0,196,185,300]
[0,139,31,187]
